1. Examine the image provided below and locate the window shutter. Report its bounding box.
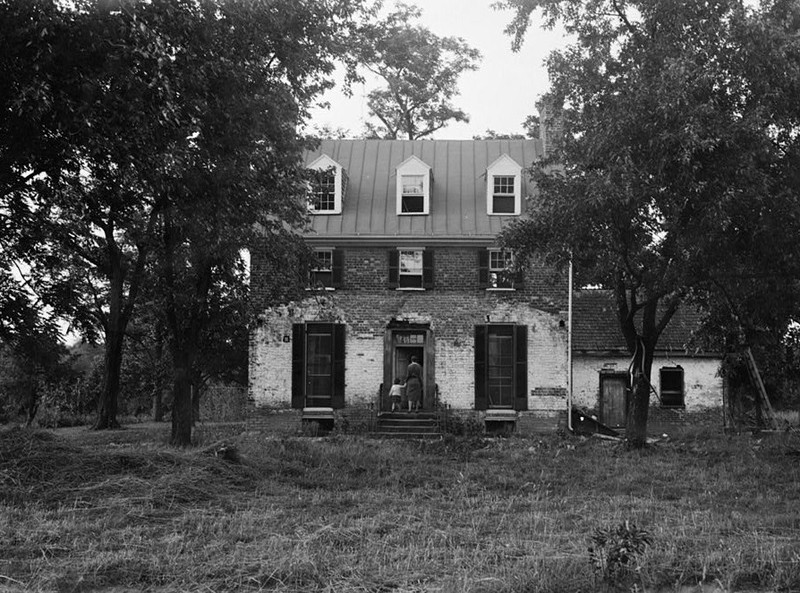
[332,249,344,288]
[388,250,399,288]
[474,325,488,410]
[291,324,305,409]
[423,250,434,289]
[513,257,526,290]
[514,325,528,411]
[478,250,489,288]
[332,324,346,409]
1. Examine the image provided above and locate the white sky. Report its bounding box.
[307,1,568,140]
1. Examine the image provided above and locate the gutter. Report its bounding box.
[567,256,574,433]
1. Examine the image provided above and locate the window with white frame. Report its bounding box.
[311,249,333,288]
[492,176,516,214]
[396,156,431,215]
[400,174,425,213]
[307,154,344,214]
[311,171,336,212]
[486,154,522,215]
[488,249,515,289]
[398,249,424,288]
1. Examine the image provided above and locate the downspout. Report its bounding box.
[567,256,574,432]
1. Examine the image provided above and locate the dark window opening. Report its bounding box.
[400,174,425,213]
[660,366,685,407]
[399,249,423,288]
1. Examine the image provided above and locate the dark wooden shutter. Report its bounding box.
[422,250,434,289]
[332,324,346,409]
[514,325,528,411]
[291,324,305,409]
[478,250,489,288]
[474,325,487,410]
[332,249,344,288]
[513,257,526,290]
[388,250,399,288]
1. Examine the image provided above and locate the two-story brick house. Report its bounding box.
[248,138,571,433]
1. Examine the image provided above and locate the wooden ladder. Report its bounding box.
[743,347,778,430]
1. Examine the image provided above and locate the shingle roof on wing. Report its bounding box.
[572,290,711,354]
[303,139,543,241]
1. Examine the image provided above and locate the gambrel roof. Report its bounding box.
[303,139,542,244]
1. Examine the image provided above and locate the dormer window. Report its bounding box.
[486,155,522,215]
[396,156,431,215]
[308,154,345,214]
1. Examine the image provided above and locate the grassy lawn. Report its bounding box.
[1,423,799,592]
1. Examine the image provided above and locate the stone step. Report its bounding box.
[371,431,442,439]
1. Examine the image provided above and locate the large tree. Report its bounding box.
[500,0,800,446]
[357,3,481,139]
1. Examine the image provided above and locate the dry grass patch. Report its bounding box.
[1,426,799,592]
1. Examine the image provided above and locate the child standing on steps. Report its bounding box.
[388,377,405,412]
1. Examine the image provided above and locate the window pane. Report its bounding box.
[493,176,514,195]
[313,250,333,271]
[401,195,424,213]
[492,195,515,213]
[399,250,423,275]
[489,250,514,288]
[306,329,333,398]
[487,326,514,407]
[402,175,424,195]
[312,172,336,211]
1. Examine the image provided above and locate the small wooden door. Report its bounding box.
[600,373,628,427]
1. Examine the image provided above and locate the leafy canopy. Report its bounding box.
[357,3,481,139]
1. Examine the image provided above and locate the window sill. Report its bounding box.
[305,287,336,292]
[309,210,342,215]
[486,287,516,292]
[397,212,429,216]
[395,287,426,291]
[487,212,520,216]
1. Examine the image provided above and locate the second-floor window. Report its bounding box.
[400,175,425,213]
[309,248,342,289]
[389,248,434,289]
[489,249,515,289]
[399,249,423,288]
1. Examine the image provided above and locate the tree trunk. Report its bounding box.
[94,328,124,429]
[170,359,193,446]
[624,339,654,448]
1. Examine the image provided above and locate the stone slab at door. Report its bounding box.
[600,372,628,428]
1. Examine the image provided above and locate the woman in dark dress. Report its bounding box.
[405,355,423,412]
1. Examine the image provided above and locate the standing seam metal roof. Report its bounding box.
[304,139,543,241]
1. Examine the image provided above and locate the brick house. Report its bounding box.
[571,290,723,430]
[249,139,570,433]
[248,139,722,434]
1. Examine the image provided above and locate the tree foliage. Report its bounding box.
[500,0,800,445]
[357,3,481,139]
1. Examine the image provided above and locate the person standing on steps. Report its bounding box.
[405,355,423,412]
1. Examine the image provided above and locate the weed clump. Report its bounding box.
[588,520,651,590]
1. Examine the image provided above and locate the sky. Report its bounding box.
[307,1,569,140]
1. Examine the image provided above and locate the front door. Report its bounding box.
[600,373,628,427]
[385,328,431,410]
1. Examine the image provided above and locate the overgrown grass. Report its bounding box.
[1,425,799,592]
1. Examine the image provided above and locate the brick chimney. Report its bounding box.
[536,94,564,158]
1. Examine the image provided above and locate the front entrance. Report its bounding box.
[599,372,628,427]
[384,324,433,411]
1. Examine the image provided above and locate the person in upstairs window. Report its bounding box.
[388,377,405,413]
[405,355,423,412]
